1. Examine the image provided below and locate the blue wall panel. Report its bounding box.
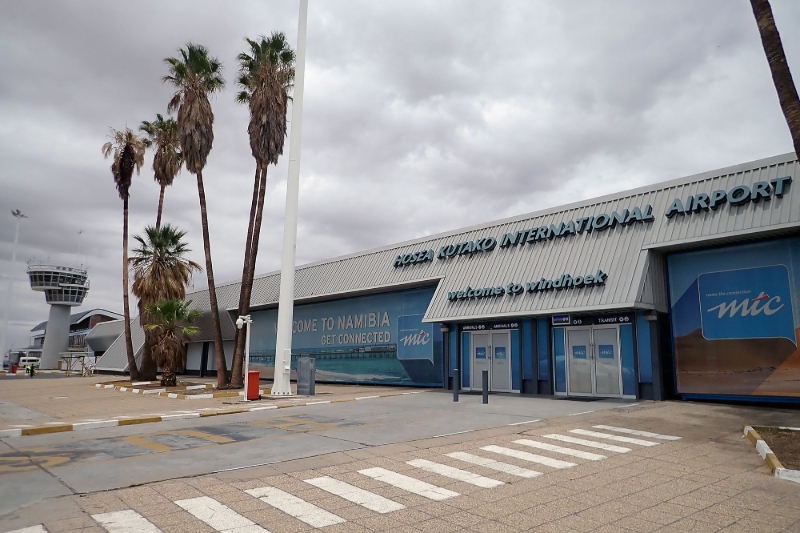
[620,324,636,395]
[461,331,470,388]
[522,319,534,381]
[636,312,653,383]
[511,329,521,391]
[537,319,550,381]
[553,327,565,393]
[449,326,459,377]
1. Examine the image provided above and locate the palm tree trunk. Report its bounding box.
[231,164,262,387]
[122,196,139,380]
[196,170,228,387]
[231,164,266,386]
[156,181,166,230]
[751,0,800,157]
[138,327,158,381]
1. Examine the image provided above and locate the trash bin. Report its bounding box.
[10,364,18,374]
[297,357,316,396]
[247,370,260,400]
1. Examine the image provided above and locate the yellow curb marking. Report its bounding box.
[123,429,234,452]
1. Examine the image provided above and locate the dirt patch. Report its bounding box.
[754,426,800,470]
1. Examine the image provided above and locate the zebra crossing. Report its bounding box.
[7,425,680,533]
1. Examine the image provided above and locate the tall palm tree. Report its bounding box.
[750,0,800,157]
[230,33,296,386]
[163,43,228,388]
[145,299,201,386]
[102,128,146,380]
[139,114,183,229]
[130,225,201,381]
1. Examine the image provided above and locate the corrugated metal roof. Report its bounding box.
[30,309,123,332]
[171,152,800,332]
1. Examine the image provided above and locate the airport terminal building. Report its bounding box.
[98,153,800,402]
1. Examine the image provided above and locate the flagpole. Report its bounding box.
[272,0,308,396]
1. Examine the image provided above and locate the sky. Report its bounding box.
[1,0,800,351]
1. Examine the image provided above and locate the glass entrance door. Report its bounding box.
[565,326,622,397]
[490,332,511,392]
[593,327,621,395]
[471,333,490,390]
[566,328,593,394]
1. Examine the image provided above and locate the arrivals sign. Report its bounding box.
[392,177,792,268]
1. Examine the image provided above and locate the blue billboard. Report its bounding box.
[247,286,442,386]
[668,238,800,398]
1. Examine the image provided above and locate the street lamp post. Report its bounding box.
[236,315,253,401]
[272,0,309,396]
[0,210,27,358]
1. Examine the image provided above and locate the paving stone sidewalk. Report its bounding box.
[3,400,800,532]
[0,374,424,432]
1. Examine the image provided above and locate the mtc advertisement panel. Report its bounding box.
[667,237,800,398]
[248,287,442,386]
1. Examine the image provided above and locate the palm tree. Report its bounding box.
[230,33,296,387]
[750,0,800,157]
[163,43,229,388]
[139,114,183,229]
[145,299,201,386]
[102,128,146,380]
[130,225,201,381]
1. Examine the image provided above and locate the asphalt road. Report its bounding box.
[0,391,633,516]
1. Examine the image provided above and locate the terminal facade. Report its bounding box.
[98,153,800,402]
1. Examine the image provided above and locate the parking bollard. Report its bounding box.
[482,370,488,404]
[453,369,459,402]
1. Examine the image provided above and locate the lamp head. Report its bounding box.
[236,317,244,330]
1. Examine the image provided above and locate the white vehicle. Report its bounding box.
[18,356,40,369]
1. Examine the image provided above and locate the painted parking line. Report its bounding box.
[305,476,405,513]
[445,451,542,478]
[513,439,606,461]
[175,496,270,532]
[481,445,576,469]
[246,486,345,527]
[570,429,659,447]
[5,526,48,533]
[91,510,163,533]
[359,467,460,500]
[543,433,631,453]
[407,458,504,488]
[592,425,681,441]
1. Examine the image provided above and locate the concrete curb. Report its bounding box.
[743,425,800,484]
[0,390,428,439]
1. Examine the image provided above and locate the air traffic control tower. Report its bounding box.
[27,265,90,368]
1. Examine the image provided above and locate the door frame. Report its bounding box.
[469,330,513,393]
[563,325,624,398]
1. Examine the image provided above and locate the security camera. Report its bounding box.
[236,317,244,330]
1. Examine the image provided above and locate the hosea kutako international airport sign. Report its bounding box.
[392,176,792,269]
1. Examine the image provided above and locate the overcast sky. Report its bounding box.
[1,0,800,351]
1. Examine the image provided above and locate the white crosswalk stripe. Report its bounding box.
[5,526,49,533]
[542,433,631,453]
[570,429,659,446]
[445,451,542,478]
[175,496,270,532]
[245,486,345,528]
[407,458,504,488]
[481,445,576,469]
[513,439,606,461]
[592,425,681,440]
[304,476,405,513]
[91,510,164,533]
[359,467,460,500]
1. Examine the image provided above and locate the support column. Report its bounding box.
[41,304,71,369]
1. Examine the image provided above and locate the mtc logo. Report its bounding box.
[400,329,430,346]
[707,291,784,318]
[698,265,796,344]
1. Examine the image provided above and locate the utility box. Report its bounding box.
[247,370,260,400]
[297,357,316,396]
